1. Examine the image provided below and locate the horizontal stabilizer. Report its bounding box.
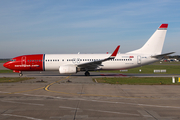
[151,52,175,58]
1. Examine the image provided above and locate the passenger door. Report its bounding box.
[137,56,141,64]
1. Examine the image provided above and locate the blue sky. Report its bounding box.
[0,0,180,58]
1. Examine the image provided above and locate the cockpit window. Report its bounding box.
[10,59,16,62]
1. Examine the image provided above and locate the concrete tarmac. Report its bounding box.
[0,72,180,120]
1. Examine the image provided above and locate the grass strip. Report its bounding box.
[0,61,8,63]
[96,77,180,85]
[0,70,13,73]
[97,64,180,74]
[0,77,35,83]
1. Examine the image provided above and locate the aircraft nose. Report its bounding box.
[3,62,11,69]
[3,62,7,68]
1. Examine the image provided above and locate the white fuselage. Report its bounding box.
[44,54,158,71]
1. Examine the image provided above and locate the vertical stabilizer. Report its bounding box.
[127,24,168,55]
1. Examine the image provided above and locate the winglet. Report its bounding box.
[110,45,120,58]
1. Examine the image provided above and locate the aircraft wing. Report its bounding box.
[77,45,120,70]
[151,52,175,58]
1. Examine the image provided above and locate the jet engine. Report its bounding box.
[59,65,77,74]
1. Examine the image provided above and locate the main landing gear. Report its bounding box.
[85,71,90,76]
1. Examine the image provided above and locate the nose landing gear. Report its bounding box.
[19,71,23,77]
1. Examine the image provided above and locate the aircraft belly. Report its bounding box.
[102,62,135,70]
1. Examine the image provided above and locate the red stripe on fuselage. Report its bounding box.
[3,54,44,71]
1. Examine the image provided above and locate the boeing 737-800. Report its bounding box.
[3,24,174,76]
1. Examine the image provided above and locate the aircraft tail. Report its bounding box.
[127,24,168,55]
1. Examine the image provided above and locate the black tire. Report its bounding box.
[19,73,23,77]
[85,71,90,76]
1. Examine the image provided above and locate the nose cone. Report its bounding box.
[3,62,11,69]
[3,62,8,68]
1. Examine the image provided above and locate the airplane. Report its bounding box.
[3,23,174,76]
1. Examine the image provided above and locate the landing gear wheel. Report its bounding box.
[85,71,90,76]
[19,73,23,77]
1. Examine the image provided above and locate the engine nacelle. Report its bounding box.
[59,65,77,74]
